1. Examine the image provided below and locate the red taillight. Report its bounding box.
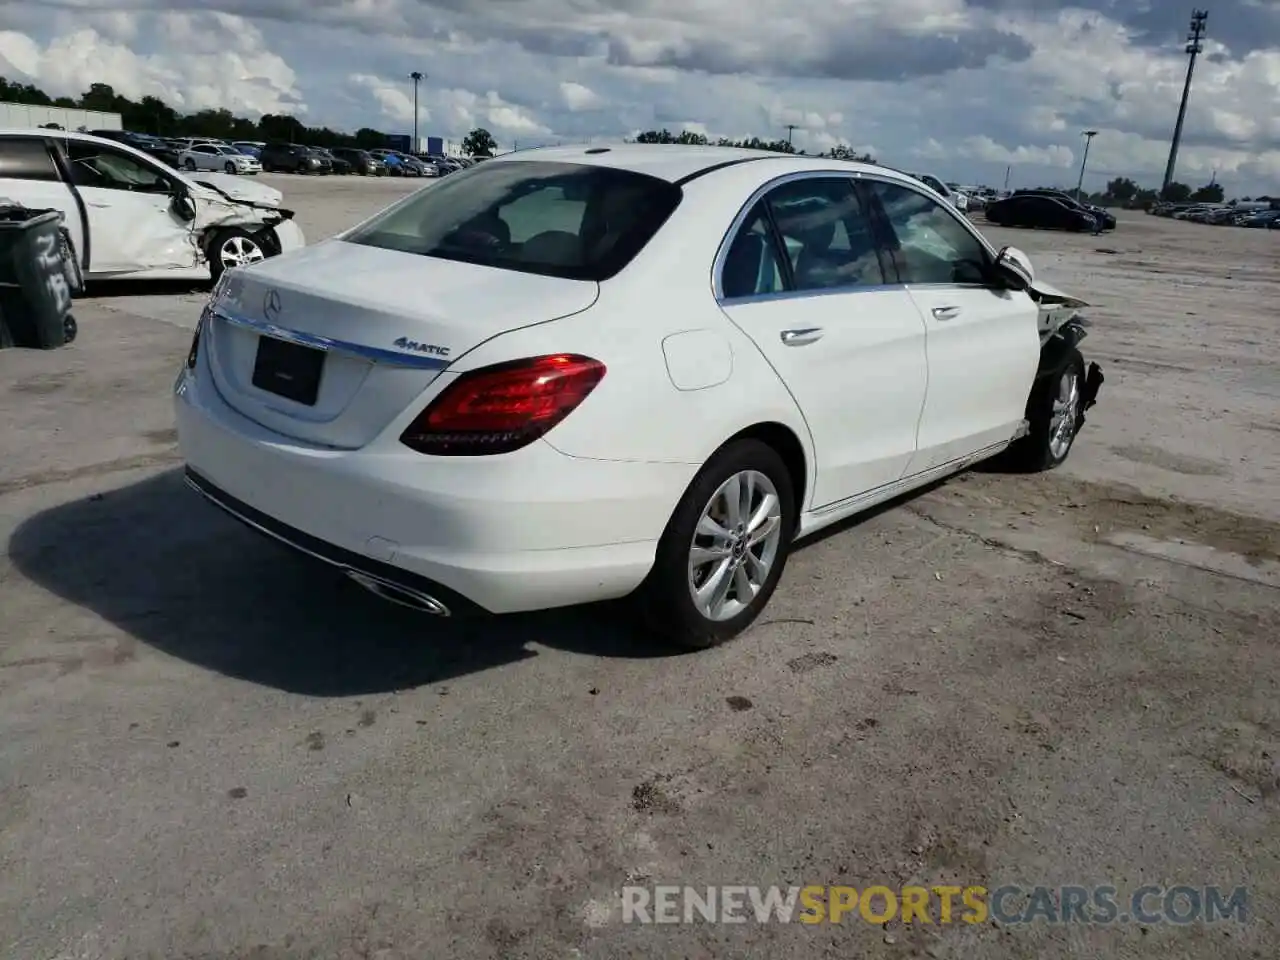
[400,354,606,456]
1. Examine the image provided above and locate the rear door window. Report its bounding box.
[344,160,683,281]
[0,137,60,182]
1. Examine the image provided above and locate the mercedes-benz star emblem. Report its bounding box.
[263,289,282,323]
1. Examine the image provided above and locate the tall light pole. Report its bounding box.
[1162,9,1208,196]
[409,71,425,152]
[785,123,797,146]
[1075,130,1098,200]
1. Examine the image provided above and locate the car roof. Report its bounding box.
[486,143,900,186]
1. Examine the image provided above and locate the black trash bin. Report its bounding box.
[0,204,84,349]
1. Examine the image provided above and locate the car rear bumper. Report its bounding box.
[173,364,689,614]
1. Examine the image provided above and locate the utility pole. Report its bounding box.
[785,124,797,146]
[1076,130,1098,200]
[1162,9,1208,195]
[1003,165,1011,193]
[409,71,425,152]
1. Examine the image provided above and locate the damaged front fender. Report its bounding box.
[187,187,294,268]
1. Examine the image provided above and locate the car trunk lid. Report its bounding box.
[205,239,599,448]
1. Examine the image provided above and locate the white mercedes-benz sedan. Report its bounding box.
[174,144,1103,648]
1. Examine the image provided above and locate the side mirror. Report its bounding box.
[993,245,1034,290]
[170,189,197,222]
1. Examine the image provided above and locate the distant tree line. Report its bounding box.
[0,76,508,154]
[1088,176,1267,209]
[632,127,877,163]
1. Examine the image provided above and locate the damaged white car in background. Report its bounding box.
[0,129,304,282]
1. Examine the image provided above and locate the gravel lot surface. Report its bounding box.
[1,172,1277,959]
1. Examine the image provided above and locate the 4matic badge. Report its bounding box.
[393,337,450,357]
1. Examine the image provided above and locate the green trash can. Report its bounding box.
[0,204,84,349]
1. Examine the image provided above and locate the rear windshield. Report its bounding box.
[343,160,683,281]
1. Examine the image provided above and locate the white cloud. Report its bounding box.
[0,13,302,116]
[559,81,603,111]
[0,0,1275,192]
[348,73,420,124]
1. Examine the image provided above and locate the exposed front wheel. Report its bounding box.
[184,158,197,171]
[636,439,796,649]
[208,228,269,282]
[224,161,236,174]
[1003,348,1087,471]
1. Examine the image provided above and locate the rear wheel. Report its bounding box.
[184,158,196,171]
[636,439,795,649]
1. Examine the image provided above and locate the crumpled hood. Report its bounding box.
[187,173,282,207]
[1028,278,1088,310]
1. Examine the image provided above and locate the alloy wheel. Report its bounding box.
[219,234,266,269]
[1049,367,1080,460]
[687,469,783,622]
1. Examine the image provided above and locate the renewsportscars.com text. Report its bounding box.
[621,884,1247,925]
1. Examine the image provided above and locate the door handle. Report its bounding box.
[931,305,961,321]
[780,327,824,345]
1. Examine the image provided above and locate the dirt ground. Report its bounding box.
[0,174,1277,960]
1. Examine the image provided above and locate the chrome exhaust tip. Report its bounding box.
[345,570,451,616]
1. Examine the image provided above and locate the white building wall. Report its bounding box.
[0,102,123,131]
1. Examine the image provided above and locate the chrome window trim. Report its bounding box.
[211,307,452,371]
[712,168,1000,305]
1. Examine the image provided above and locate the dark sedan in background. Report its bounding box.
[1011,189,1116,230]
[308,146,347,174]
[330,147,385,175]
[259,142,326,173]
[985,193,1104,232]
[87,129,182,168]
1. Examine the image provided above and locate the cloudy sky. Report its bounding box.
[1,0,1278,193]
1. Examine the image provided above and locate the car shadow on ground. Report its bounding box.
[83,278,212,299]
[7,469,678,697]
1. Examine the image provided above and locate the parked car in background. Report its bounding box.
[87,129,182,168]
[330,147,385,176]
[419,153,462,175]
[259,142,324,174]
[394,152,435,177]
[310,147,349,174]
[180,142,262,175]
[1011,190,1116,231]
[366,149,404,175]
[233,141,265,158]
[174,145,1102,649]
[911,173,969,212]
[172,137,225,153]
[0,128,303,282]
[985,193,1101,232]
[1237,209,1280,228]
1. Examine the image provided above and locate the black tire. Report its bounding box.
[0,312,14,349]
[184,158,196,171]
[63,314,77,344]
[224,161,236,174]
[261,161,273,172]
[635,438,797,649]
[1001,348,1086,472]
[207,227,268,283]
